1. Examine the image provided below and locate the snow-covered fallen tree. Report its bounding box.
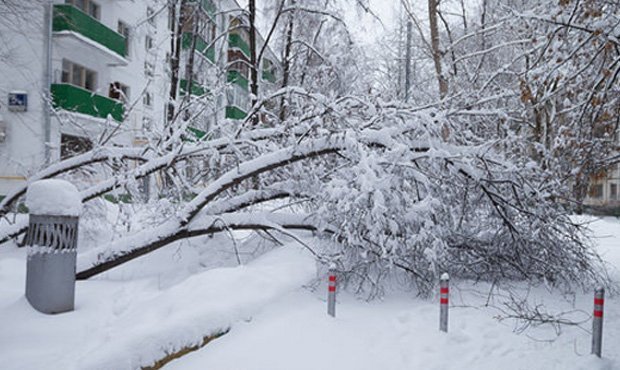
[0,90,608,296]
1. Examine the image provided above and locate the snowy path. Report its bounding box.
[162,217,620,370]
[0,244,316,370]
[163,290,618,370]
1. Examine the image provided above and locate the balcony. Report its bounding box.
[186,126,208,141]
[227,70,248,89]
[225,106,247,120]
[52,5,127,64]
[180,79,207,96]
[228,33,250,58]
[262,70,276,83]
[181,33,215,63]
[51,83,124,122]
[187,0,216,19]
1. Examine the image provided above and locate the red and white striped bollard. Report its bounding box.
[439,273,449,332]
[327,268,336,317]
[592,286,605,357]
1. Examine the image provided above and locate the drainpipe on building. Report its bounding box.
[42,0,53,165]
[404,20,412,103]
[0,112,5,143]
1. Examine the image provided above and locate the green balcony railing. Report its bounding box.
[227,70,249,89]
[187,0,216,19]
[228,33,250,58]
[51,83,124,122]
[225,106,247,120]
[180,79,207,96]
[187,126,207,140]
[181,33,215,63]
[262,70,276,83]
[53,4,127,57]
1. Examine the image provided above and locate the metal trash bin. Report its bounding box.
[24,180,81,314]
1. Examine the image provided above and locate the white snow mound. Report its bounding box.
[26,179,82,217]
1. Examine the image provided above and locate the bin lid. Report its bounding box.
[26,179,82,217]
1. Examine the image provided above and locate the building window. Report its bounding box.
[589,184,604,199]
[196,15,216,44]
[61,134,93,159]
[262,58,276,82]
[145,35,154,51]
[263,58,274,71]
[61,59,97,92]
[228,50,250,77]
[88,1,99,19]
[109,82,130,102]
[118,21,131,56]
[71,63,81,86]
[142,116,153,131]
[66,0,100,19]
[144,61,155,77]
[84,69,96,91]
[611,183,618,200]
[147,7,156,26]
[143,91,153,107]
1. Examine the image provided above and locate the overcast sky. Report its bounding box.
[239,0,483,47]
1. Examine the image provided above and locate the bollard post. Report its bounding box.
[25,180,81,314]
[327,268,336,317]
[592,286,605,357]
[439,273,449,332]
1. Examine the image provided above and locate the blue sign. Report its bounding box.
[8,92,27,112]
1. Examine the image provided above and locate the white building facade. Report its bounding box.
[0,0,169,196]
[0,0,280,198]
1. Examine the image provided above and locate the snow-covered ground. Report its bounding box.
[161,217,620,370]
[0,235,316,370]
[164,290,617,370]
[0,216,619,370]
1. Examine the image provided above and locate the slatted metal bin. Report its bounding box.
[25,214,78,314]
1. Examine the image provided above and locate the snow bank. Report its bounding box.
[80,246,316,370]
[0,244,316,370]
[166,290,618,370]
[26,179,82,217]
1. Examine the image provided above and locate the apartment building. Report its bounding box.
[177,0,280,133]
[0,0,169,196]
[584,161,620,214]
[0,0,280,197]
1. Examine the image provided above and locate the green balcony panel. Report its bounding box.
[203,0,216,17]
[187,126,207,140]
[225,106,247,120]
[262,70,276,83]
[228,33,250,58]
[187,0,216,18]
[180,79,207,96]
[181,33,215,63]
[227,70,249,89]
[53,4,126,57]
[51,84,124,122]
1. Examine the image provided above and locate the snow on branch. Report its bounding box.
[76,212,327,280]
[0,147,147,217]
[74,135,354,278]
[177,134,354,225]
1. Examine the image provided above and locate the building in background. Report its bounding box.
[0,0,280,197]
[0,0,169,196]
[584,161,620,214]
